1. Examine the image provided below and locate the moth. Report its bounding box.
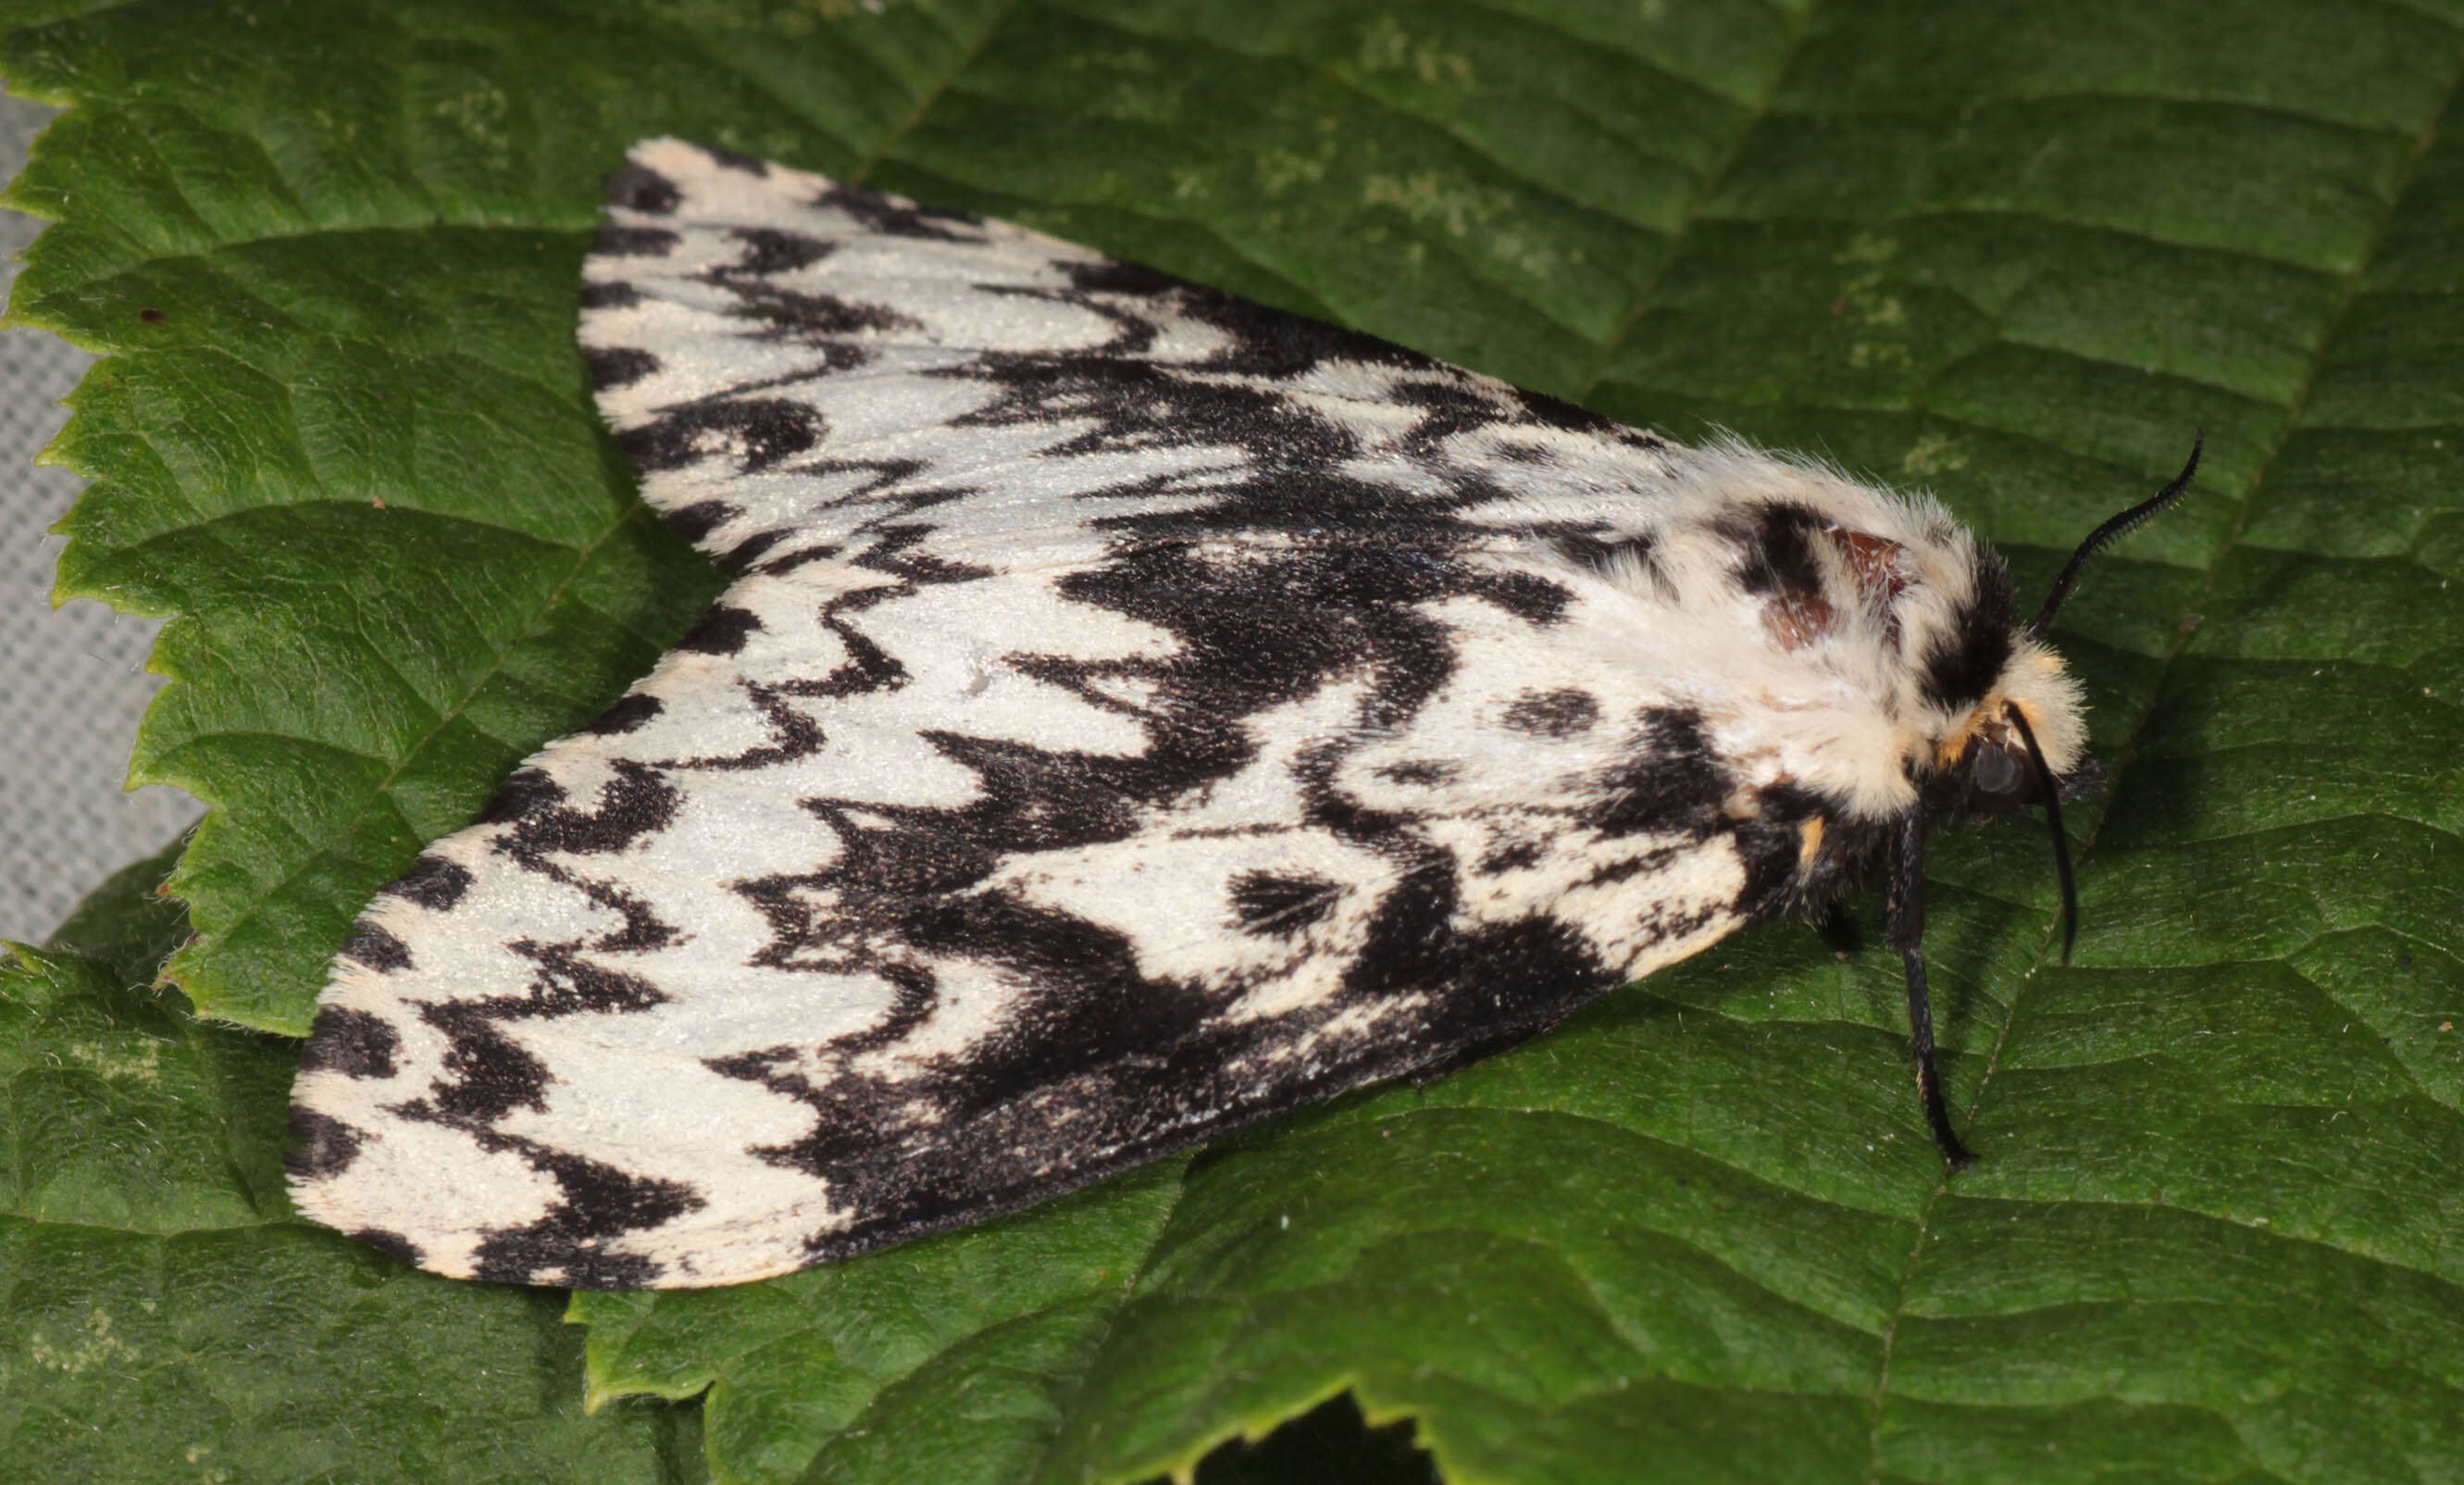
[287,139,2196,1289]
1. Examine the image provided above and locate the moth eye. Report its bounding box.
[1972,742,2021,794]
[1965,741,2031,810]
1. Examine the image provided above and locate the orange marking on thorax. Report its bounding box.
[1934,694,2048,770]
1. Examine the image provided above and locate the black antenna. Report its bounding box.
[2028,433,2203,641]
[2003,703,2076,964]
[1888,806,1974,1167]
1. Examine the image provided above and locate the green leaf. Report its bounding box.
[8,1,2462,1483]
[0,867,706,1483]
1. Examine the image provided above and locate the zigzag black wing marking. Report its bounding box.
[287,139,1910,1289]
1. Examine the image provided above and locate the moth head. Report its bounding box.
[1926,434,2203,957]
[1929,640,2092,818]
[1928,434,2202,807]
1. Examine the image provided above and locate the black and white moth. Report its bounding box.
[287,139,2196,1290]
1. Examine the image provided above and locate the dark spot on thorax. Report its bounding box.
[1728,502,1839,648]
[1919,547,2017,709]
[1732,502,1826,597]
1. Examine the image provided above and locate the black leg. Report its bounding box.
[1888,806,1974,1167]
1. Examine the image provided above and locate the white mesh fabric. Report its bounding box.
[0,90,203,942]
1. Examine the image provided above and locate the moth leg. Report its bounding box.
[1888,807,1975,1167]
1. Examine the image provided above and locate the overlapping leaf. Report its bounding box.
[6,0,2458,1481]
